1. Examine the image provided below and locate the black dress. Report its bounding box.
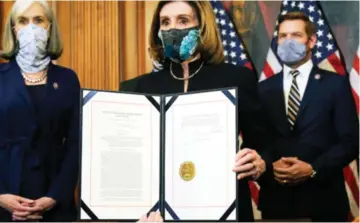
[120,59,268,222]
[20,85,47,200]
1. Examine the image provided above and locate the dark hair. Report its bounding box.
[278,11,316,37]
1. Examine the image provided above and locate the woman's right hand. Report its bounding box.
[137,211,163,222]
[233,148,266,180]
[0,194,41,220]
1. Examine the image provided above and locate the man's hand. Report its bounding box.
[273,158,291,169]
[272,158,292,184]
[233,148,266,180]
[273,157,313,184]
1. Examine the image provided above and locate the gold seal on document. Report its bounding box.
[179,161,195,181]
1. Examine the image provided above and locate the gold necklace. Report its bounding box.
[170,61,204,80]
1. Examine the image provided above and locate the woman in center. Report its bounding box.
[121,1,269,221]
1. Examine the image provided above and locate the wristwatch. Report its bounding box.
[310,169,317,178]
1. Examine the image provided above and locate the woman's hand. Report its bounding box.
[0,194,41,221]
[138,211,163,222]
[12,197,56,221]
[31,197,56,212]
[233,148,266,180]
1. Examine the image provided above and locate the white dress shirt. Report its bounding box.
[283,59,313,113]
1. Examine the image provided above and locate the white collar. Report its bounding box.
[283,59,313,79]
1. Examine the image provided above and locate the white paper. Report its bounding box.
[164,89,237,220]
[80,91,160,220]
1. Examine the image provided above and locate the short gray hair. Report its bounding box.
[1,0,63,60]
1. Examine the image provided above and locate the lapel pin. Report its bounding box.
[53,82,59,90]
[315,74,321,80]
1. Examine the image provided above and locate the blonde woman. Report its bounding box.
[0,0,80,221]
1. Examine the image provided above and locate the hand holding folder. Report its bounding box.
[79,88,239,221]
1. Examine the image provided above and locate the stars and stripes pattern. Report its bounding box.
[260,0,359,219]
[210,0,261,220]
[350,46,360,118]
[210,0,252,70]
[346,46,360,219]
[260,0,346,81]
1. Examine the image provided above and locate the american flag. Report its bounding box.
[210,0,261,220]
[350,46,360,117]
[210,0,252,70]
[260,0,346,79]
[347,46,360,218]
[260,0,359,220]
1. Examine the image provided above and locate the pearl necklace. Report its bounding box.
[22,70,48,83]
[170,61,204,80]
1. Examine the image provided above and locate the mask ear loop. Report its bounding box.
[196,30,203,55]
[12,25,20,55]
[12,25,19,37]
[157,29,162,40]
[47,23,52,32]
[155,29,166,63]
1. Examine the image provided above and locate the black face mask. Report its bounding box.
[158,26,200,63]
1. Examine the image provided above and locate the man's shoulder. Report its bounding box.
[314,67,349,88]
[316,67,344,79]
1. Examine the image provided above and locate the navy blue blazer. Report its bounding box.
[258,66,359,220]
[0,60,80,220]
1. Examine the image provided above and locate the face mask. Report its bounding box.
[15,23,51,73]
[277,38,307,66]
[158,26,200,63]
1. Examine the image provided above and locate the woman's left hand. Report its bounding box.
[233,148,266,180]
[12,197,55,221]
[13,197,56,220]
[32,197,56,212]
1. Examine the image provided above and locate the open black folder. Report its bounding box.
[78,87,239,222]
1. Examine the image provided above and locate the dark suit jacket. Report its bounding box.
[120,60,269,222]
[257,66,359,220]
[0,60,80,221]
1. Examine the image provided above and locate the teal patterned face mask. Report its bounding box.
[158,26,200,63]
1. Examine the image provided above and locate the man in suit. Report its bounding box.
[257,11,359,221]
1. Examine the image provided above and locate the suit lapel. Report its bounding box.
[295,66,322,125]
[7,61,58,118]
[273,72,292,135]
[43,63,57,106]
[7,61,35,114]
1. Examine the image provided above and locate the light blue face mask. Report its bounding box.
[277,39,307,66]
[15,23,51,73]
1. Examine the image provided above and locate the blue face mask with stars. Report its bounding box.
[158,26,200,63]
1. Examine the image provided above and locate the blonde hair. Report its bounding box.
[1,0,63,60]
[148,1,224,64]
